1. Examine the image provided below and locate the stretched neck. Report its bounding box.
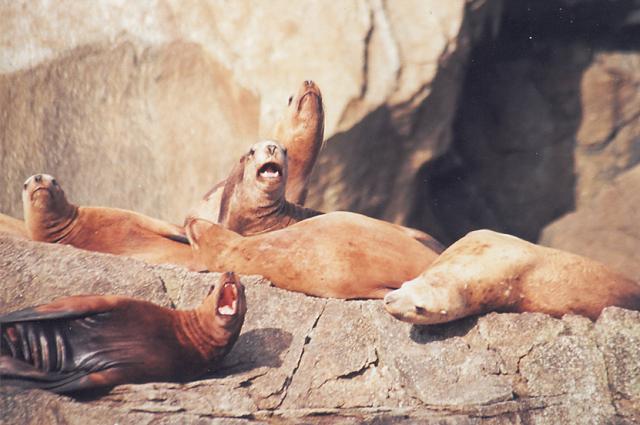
[174,307,238,364]
[285,132,323,203]
[27,203,79,242]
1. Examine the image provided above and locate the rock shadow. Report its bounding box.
[208,327,293,378]
[409,316,479,344]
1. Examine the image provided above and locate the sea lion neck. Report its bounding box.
[221,172,288,235]
[26,201,79,243]
[173,309,239,362]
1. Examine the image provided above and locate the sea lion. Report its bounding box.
[186,212,440,299]
[272,79,325,204]
[187,79,324,224]
[22,174,204,270]
[0,213,27,239]
[384,229,640,324]
[0,272,246,394]
[189,140,445,253]
[215,140,321,236]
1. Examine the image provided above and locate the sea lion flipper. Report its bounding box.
[0,296,122,324]
[0,355,106,393]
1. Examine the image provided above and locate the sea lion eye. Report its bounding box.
[287,95,293,106]
[249,148,255,156]
[415,306,427,315]
[51,179,57,186]
[23,182,27,190]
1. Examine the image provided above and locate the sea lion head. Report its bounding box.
[22,174,67,211]
[277,80,324,144]
[383,274,468,325]
[22,174,77,240]
[199,272,247,357]
[242,140,288,199]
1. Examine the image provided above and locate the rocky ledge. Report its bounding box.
[1,235,639,424]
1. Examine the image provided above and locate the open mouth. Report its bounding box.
[257,162,283,180]
[217,281,238,316]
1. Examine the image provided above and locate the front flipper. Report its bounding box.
[0,356,123,394]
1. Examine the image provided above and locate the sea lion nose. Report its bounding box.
[34,174,42,183]
[267,144,277,156]
[304,80,314,87]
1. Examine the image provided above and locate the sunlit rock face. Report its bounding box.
[0,0,500,226]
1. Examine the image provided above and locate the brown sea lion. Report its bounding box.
[186,212,440,299]
[22,174,204,270]
[189,140,445,253]
[187,79,324,224]
[384,229,640,324]
[0,272,246,394]
[272,79,325,204]
[0,213,27,239]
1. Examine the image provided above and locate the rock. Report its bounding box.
[408,2,640,244]
[0,0,503,228]
[0,41,259,224]
[2,235,640,423]
[540,164,640,281]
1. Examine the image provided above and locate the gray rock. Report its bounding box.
[2,236,640,423]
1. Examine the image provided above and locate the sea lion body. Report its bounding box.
[384,229,640,324]
[0,272,246,393]
[0,213,27,239]
[186,79,324,225]
[22,174,203,270]
[188,211,439,299]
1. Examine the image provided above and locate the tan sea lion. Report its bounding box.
[190,140,445,253]
[273,79,325,204]
[0,213,27,239]
[22,174,204,270]
[187,79,324,224]
[0,272,246,394]
[186,212,440,299]
[384,229,640,324]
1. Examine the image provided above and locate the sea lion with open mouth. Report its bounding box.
[22,174,204,270]
[0,272,246,394]
[186,212,439,300]
[186,79,325,225]
[384,229,640,324]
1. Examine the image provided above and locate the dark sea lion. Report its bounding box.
[186,212,440,299]
[22,174,204,270]
[189,141,445,254]
[384,229,640,324]
[186,79,324,224]
[0,213,27,239]
[0,272,246,394]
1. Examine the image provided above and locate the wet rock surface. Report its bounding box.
[1,235,640,424]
